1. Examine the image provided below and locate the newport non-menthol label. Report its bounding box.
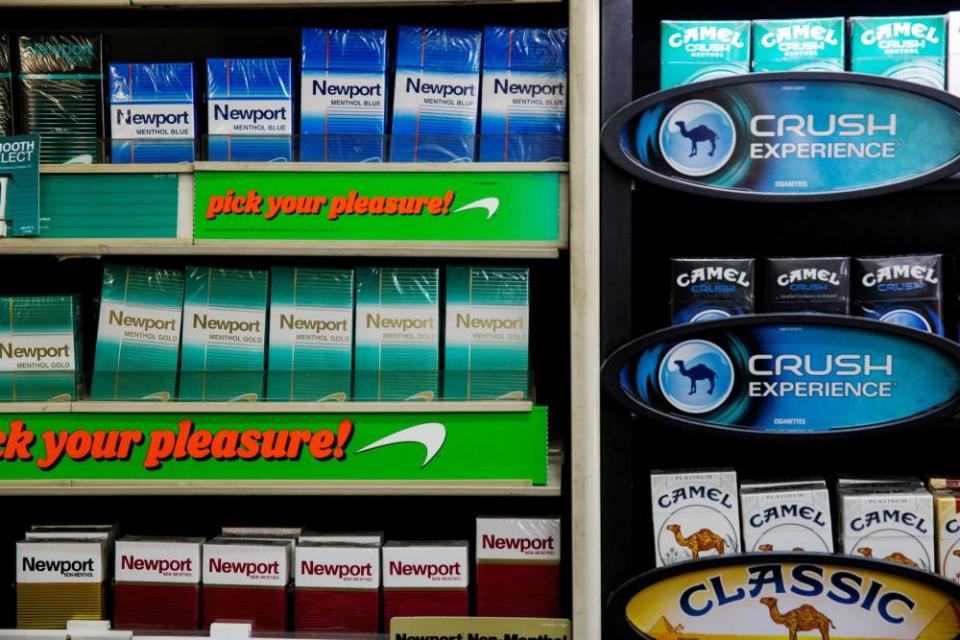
[115,539,202,584]
[476,518,561,562]
[17,542,104,584]
[295,545,380,590]
[202,543,290,587]
[383,545,469,589]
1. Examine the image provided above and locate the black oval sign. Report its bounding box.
[601,314,960,436]
[601,72,960,201]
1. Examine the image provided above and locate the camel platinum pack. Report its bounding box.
[752,18,845,72]
[763,257,850,314]
[838,484,935,571]
[854,254,944,336]
[660,21,751,89]
[671,258,754,325]
[740,479,834,553]
[650,468,740,567]
[934,491,960,583]
[850,15,946,89]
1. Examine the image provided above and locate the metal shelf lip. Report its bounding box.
[4,399,534,414]
[37,162,568,174]
[40,163,194,174]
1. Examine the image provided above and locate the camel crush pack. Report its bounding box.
[752,17,845,72]
[660,20,751,89]
[650,468,741,567]
[740,479,834,553]
[671,258,755,324]
[854,254,944,336]
[850,15,946,89]
[763,256,851,314]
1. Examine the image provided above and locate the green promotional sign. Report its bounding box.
[0,408,548,483]
[193,170,561,242]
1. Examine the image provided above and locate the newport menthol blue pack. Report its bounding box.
[763,257,850,315]
[300,28,387,162]
[660,21,750,89]
[206,58,292,162]
[479,27,568,162]
[0,35,11,136]
[179,266,269,401]
[391,27,482,162]
[109,63,195,164]
[854,254,945,336]
[670,258,754,325]
[850,15,946,88]
[752,18,844,72]
[91,265,184,401]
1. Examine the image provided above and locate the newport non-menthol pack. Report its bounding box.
[0,35,11,136]
[355,267,439,401]
[854,254,944,335]
[18,34,105,164]
[268,267,354,402]
[92,265,184,401]
[660,21,751,89]
[740,479,834,553]
[763,256,850,314]
[16,539,107,629]
[445,266,528,400]
[850,15,946,88]
[0,296,81,401]
[295,542,381,633]
[752,17,845,72]
[301,28,388,162]
[839,484,935,571]
[650,468,741,566]
[479,26,568,162]
[109,62,195,164]
[671,258,755,324]
[207,58,292,162]
[179,266,268,401]
[382,541,470,624]
[391,26,482,162]
[202,538,291,632]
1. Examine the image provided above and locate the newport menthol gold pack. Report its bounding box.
[92,265,184,401]
[268,267,354,401]
[752,18,844,72]
[0,296,81,401]
[650,468,740,566]
[660,21,750,89]
[839,484,935,571]
[850,15,946,88]
[16,539,107,628]
[740,479,834,553]
[934,491,960,584]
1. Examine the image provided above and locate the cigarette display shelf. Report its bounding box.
[2,0,559,6]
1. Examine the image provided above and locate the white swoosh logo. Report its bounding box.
[453,197,499,220]
[355,422,446,468]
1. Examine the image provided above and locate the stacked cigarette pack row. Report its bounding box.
[650,470,960,584]
[16,518,561,632]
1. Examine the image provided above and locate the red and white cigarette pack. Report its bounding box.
[113,536,203,630]
[294,542,381,633]
[202,538,291,632]
[382,542,469,626]
[476,517,562,617]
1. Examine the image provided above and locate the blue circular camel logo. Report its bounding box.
[658,340,734,414]
[880,308,932,333]
[659,100,736,177]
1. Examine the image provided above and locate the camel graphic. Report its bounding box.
[674,120,719,157]
[760,597,835,640]
[674,360,716,395]
[856,547,919,568]
[666,524,726,559]
[953,550,960,582]
[759,545,805,552]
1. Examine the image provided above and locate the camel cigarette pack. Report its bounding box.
[18,34,105,164]
[202,538,291,632]
[445,266,529,400]
[752,18,844,72]
[92,265,184,401]
[179,267,268,401]
[740,480,834,553]
[763,257,850,314]
[206,58,292,162]
[0,296,82,401]
[660,21,751,89]
[109,62,195,163]
[650,469,741,567]
[294,542,380,633]
[391,27,481,162]
[300,28,388,162]
[383,542,469,625]
[355,267,439,401]
[16,539,107,628]
[854,254,944,336]
[113,537,203,630]
[850,16,946,89]
[0,35,11,136]
[948,13,960,96]
[479,26,568,162]
[268,267,354,401]
[935,491,960,583]
[475,517,561,618]
[671,258,754,325]
[838,485,935,571]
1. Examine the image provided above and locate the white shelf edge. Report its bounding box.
[133,0,560,6]
[40,163,193,174]
[38,162,568,174]
[2,399,534,414]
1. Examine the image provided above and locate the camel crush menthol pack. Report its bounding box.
[752,17,845,72]
[660,20,751,89]
[854,254,944,336]
[740,479,834,553]
[650,468,741,567]
[838,484,935,571]
[671,257,755,324]
[763,256,850,314]
[850,15,946,88]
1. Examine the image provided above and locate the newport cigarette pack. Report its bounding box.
[113,536,203,630]
[295,542,380,633]
[202,538,291,632]
[383,542,469,626]
[17,539,107,628]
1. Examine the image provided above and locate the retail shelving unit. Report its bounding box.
[0,0,602,638]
